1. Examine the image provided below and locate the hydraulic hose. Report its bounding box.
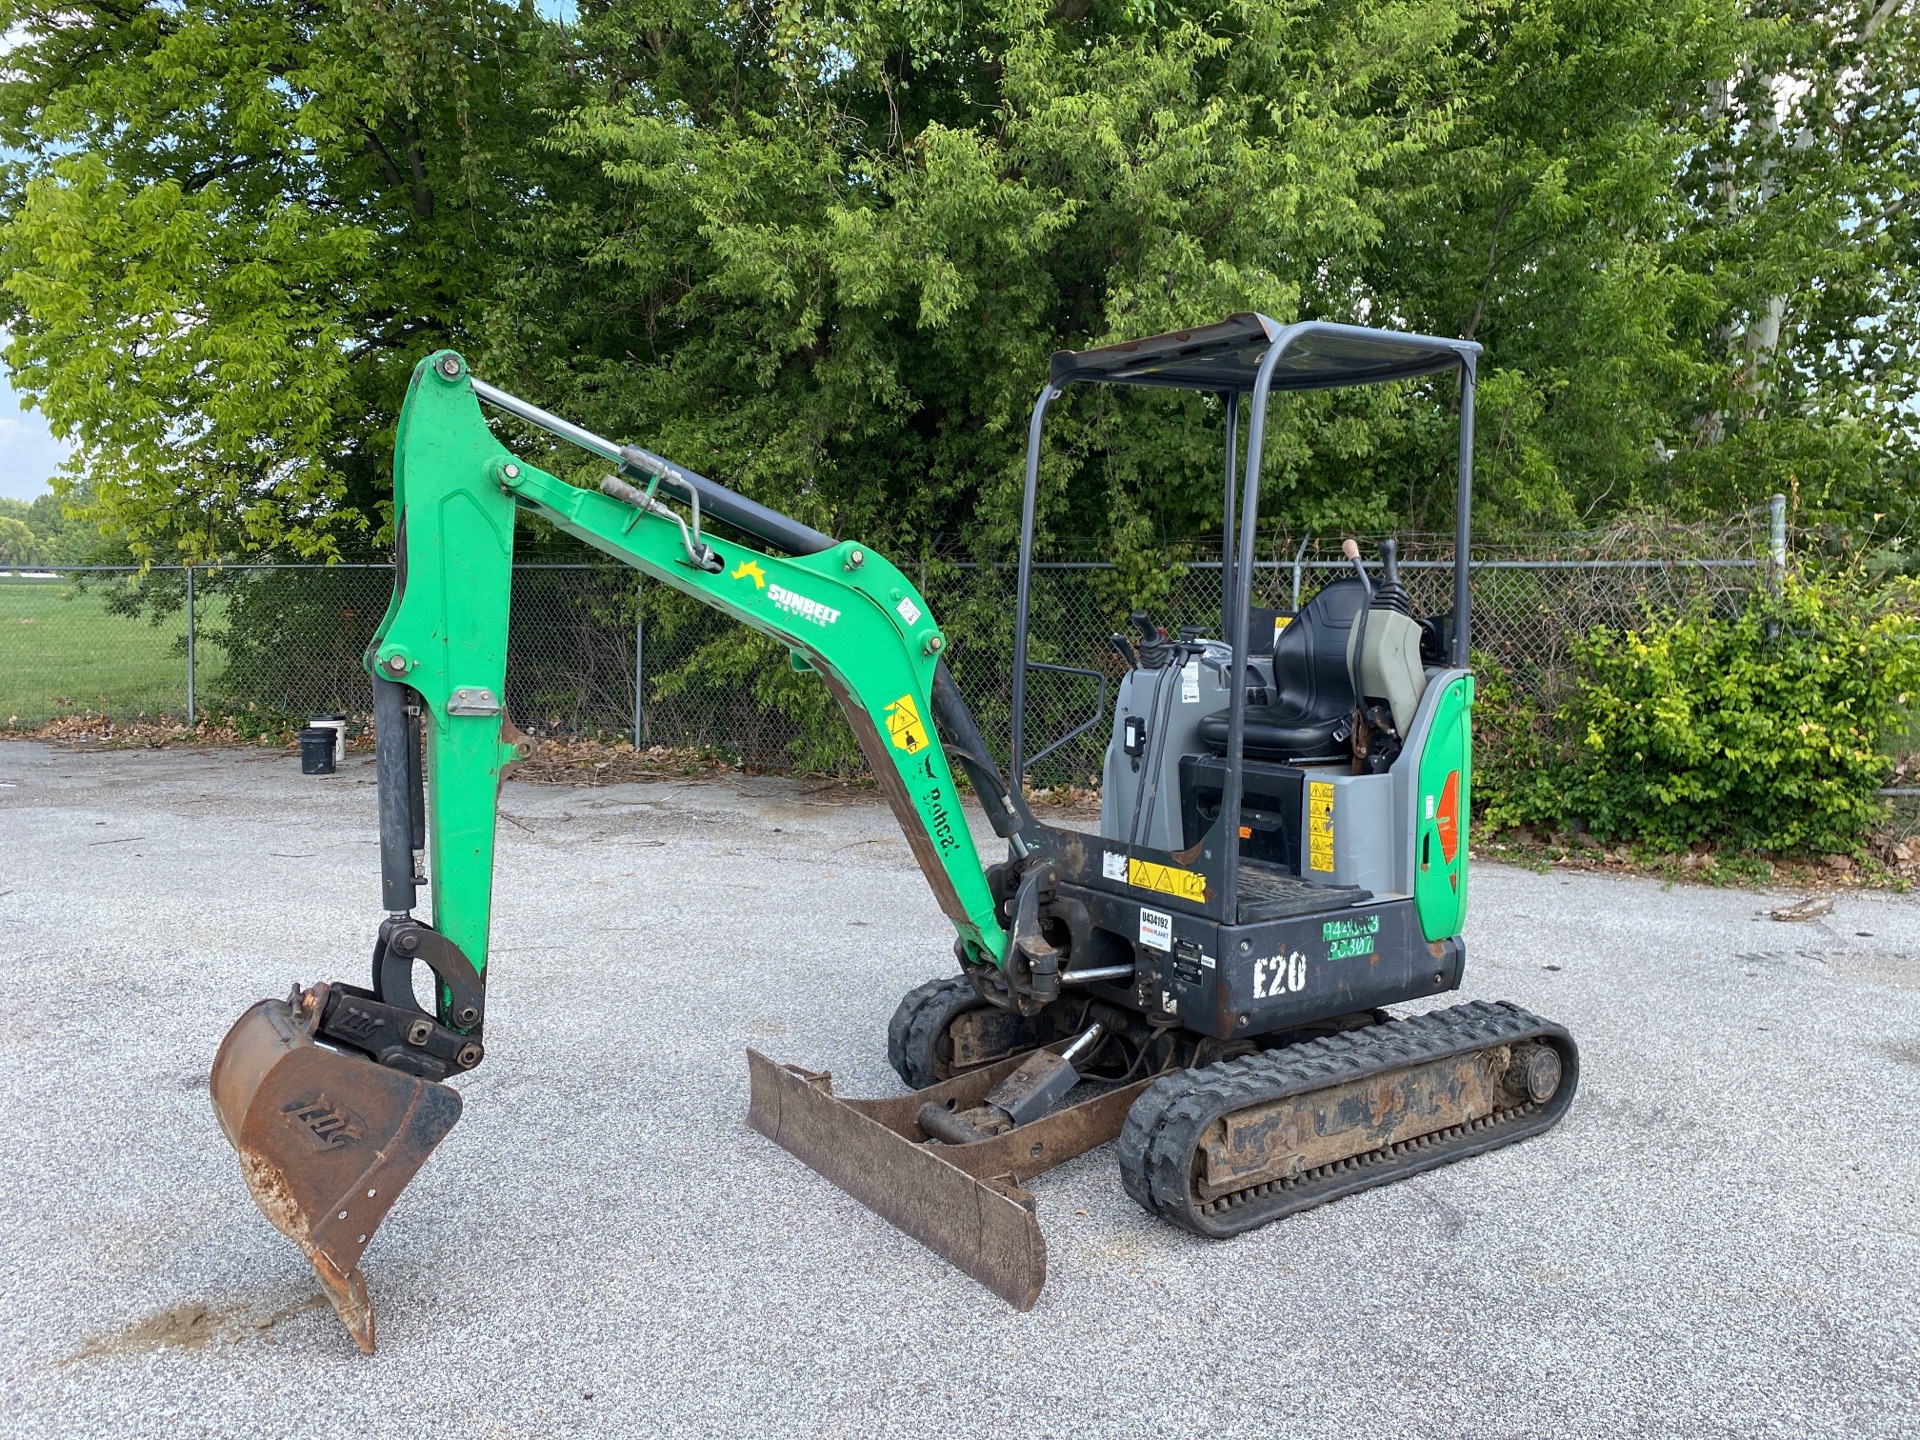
[373,675,418,915]
[471,377,834,558]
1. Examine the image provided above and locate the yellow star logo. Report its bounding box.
[731,559,767,590]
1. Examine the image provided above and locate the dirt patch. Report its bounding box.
[5,713,307,750]
[512,739,746,786]
[60,1294,327,1365]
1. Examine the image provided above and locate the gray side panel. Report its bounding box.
[1296,770,1395,894]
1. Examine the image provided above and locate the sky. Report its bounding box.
[0,357,70,502]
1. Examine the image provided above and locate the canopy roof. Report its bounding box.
[1048,314,1479,394]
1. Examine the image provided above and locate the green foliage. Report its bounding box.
[198,568,388,719]
[0,0,561,563]
[0,514,40,565]
[1476,575,1920,854]
[1,0,1911,572]
[0,494,102,564]
[1465,653,1561,834]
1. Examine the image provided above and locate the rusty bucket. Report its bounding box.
[210,987,461,1354]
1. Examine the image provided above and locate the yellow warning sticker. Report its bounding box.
[884,694,928,754]
[1308,780,1335,873]
[731,559,767,590]
[1128,857,1207,903]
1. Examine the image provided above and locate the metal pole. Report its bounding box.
[1010,385,1061,792]
[1220,340,1292,928]
[184,564,196,723]
[633,576,645,747]
[1453,368,1476,668]
[1291,533,1312,612]
[1220,392,1240,636]
[1769,492,1787,595]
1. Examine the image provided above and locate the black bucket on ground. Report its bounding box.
[299,726,337,775]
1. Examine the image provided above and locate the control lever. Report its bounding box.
[1373,537,1414,617]
[1341,536,1373,600]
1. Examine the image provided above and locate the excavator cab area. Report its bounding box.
[1002,315,1486,997]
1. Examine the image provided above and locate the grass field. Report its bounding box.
[0,575,227,727]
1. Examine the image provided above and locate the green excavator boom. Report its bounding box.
[366,350,1011,976]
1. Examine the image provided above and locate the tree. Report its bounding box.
[1667,0,1920,538]
[484,0,1480,560]
[0,511,43,565]
[0,0,1907,570]
[0,0,559,563]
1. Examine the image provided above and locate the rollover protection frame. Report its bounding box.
[1009,316,1480,934]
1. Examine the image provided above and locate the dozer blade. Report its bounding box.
[746,1047,1150,1309]
[210,989,462,1354]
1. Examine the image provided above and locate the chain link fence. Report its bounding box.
[0,504,1797,786]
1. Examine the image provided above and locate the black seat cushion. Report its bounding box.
[1200,577,1365,760]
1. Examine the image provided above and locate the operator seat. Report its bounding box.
[1198,577,1365,761]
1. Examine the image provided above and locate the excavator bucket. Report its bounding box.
[209,988,462,1354]
[746,1047,1151,1308]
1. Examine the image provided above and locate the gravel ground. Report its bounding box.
[2,739,1917,1440]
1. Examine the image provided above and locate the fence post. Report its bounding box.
[633,574,645,747]
[184,564,196,724]
[1768,493,1787,595]
[1291,534,1312,611]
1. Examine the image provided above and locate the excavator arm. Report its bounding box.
[370,349,1022,979]
[210,352,1045,1352]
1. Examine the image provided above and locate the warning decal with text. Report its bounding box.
[1308,781,1335,873]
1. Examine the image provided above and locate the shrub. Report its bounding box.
[1467,654,1566,835]
[1481,574,1920,854]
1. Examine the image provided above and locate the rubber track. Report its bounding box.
[1116,1000,1578,1238]
[886,976,981,1089]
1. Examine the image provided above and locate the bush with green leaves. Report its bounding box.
[1476,575,1920,854]
[1466,655,1562,836]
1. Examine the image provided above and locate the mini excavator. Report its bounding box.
[212,316,1578,1353]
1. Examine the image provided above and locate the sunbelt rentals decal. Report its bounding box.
[730,558,839,627]
[769,583,839,627]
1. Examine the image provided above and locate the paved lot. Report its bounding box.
[2,739,1918,1439]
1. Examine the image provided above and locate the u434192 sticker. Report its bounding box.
[1138,907,1172,952]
